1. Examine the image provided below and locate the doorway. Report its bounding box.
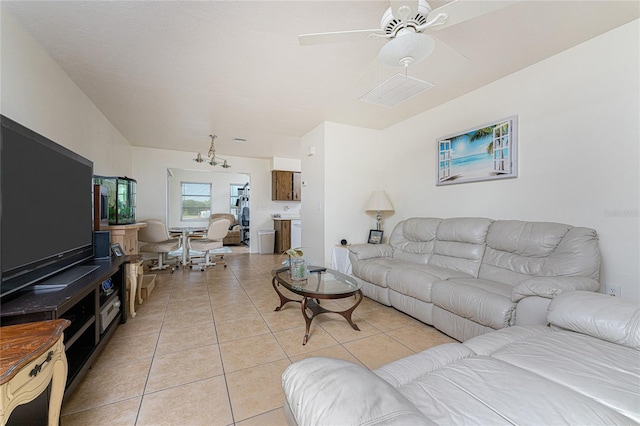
[166,168,250,248]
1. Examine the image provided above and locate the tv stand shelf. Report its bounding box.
[0,257,127,407]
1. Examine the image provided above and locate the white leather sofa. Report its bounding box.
[349,217,601,341]
[282,291,640,425]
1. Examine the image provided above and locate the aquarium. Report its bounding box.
[93,176,136,224]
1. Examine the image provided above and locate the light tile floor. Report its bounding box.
[60,253,456,426]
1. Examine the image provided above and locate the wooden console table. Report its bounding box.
[108,222,147,256]
[0,319,70,426]
[108,223,146,317]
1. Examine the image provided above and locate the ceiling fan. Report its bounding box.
[298,0,518,69]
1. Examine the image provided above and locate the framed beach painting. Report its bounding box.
[436,116,518,186]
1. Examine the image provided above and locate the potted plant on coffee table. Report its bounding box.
[285,247,306,281]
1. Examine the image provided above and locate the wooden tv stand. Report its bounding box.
[0,257,127,423]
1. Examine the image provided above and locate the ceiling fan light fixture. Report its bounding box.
[379,32,435,68]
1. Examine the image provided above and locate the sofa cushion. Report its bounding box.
[387,265,472,303]
[282,357,434,425]
[432,278,516,329]
[389,218,440,264]
[210,212,237,226]
[351,257,400,289]
[428,217,492,277]
[403,356,631,425]
[466,325,640,423]
[479,221,600,285]
[375,343,474,387]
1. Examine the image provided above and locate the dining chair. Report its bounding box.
[138,219,180,271]
[188,218,230,271]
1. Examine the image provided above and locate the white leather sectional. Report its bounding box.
[349,217,601,341]
[282,291,640,425]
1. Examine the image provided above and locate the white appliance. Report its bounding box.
[100,292,121,334]
[291,219,302,249]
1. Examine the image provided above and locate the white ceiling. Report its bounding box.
[3,1,638,160]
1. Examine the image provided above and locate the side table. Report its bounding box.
[0,319,70,426]
[330,245,352,274]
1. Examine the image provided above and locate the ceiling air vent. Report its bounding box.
[359,73,433,108]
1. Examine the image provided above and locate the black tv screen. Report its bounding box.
[1,115,94,298]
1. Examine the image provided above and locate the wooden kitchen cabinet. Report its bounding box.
[272,171,301,201]
[274,219,291,254]
[292,171,301,201]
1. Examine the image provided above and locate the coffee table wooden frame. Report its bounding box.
[272,266,363,345]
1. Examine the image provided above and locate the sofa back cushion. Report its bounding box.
[479,221,600,285]
[389,218,440,264]
[428,218,493,277]
[210,212,237,227]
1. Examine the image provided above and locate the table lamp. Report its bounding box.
[366,190,394,231]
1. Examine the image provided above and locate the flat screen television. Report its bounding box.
[1,115,94,299]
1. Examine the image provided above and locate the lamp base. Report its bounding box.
[376,211,382,231]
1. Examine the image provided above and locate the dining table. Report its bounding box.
[168,226,207,268]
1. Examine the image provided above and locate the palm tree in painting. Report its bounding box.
[469,126,495,154]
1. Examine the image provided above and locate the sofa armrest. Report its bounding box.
[547,291,640,350]
[282,357,433,426]
[230,224,241,231]
[349,243,393,261]
[512,276,600,302]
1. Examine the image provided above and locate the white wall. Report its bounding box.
[0,8,132,176]
[301,122,388,265]
[166,169,249,228]
[132,147,283,253]
[319,20,639,301]
[300,123,326,265]
[324,123,388,263]
[272,157,301,172]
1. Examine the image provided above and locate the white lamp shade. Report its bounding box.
[366,191,394,212]
[379,32,435,68]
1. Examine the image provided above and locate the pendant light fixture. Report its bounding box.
[193,134,231,168]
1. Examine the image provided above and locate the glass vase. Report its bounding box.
[290,258,307,281]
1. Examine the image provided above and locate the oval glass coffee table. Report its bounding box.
[272,266,363,345]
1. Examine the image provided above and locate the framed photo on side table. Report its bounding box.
[368,230,383,244]
[111,243,125,257]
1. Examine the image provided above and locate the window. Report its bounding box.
[229,184,243,220]
[181,182,211,221]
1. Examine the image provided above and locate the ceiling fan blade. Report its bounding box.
[425,0,520,31]
[298,29,386,46]
[390,0,419,21]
